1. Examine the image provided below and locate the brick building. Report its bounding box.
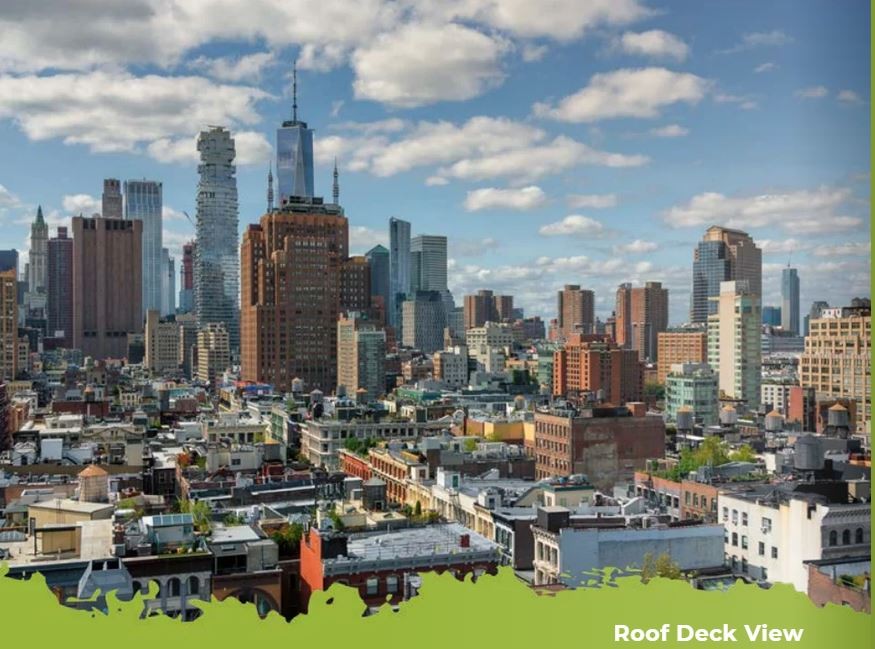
[552,334,643,404]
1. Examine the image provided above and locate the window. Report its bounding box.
[187,576,199,595]
[855,528,864,544]
[167,577,181,597]
[758,542,765,556]
[685,492,691,505]
[366,578,379,595]
[386,576,398,594]
[731,509,738,525]
[731,532,738,547]
[741,512,748,526]
[829,530,837,546]
[842,529,851,545]
[761,517,772,533]
[741,558,748,573]
[771,547,778,559]
[741,535,748,550]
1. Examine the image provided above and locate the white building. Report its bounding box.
[708,281,762,410]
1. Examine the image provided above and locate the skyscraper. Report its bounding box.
[178,241,195,313]
[124,180,163,318]
[463,289,514,329]
[276,65,314,203]
[365,244,390,321]
[72,214,143,360]
[0,268,18,381]
[402,290,446,354]
[389,217,411,331]
[614,281,669,361]
[195,127,239,352]
[101,179,123,219]
[557,284,595,338]
[47,226,73,346]
[340,256,371,314]
[337,312,386,402]
[781,267,800,335]
[762,306,782,327]
[707,280,761,410]
[691,226,761,323]
[28,206,47,296]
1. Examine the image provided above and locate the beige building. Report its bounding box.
[337,313,386,402]
[145,309,181,375]
[28,498,114,527]
[657,329,708,384]
[197,323,230,386]
[800,310,870,439]
[707,281,761,410]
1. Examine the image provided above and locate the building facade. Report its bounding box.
[552,334,643,404]
[615,281,669,362]
[656,329,707,384]
[47,226,73,346]
[665,363,719,426]
[781,267,800,335]
[196,323,229,386]
[557,285,595,339]
[401,291,446,354]
[389,217,411,332]
[691,226,761,324]
[364,245,390,322]
[337,313,386,402]
[124,179,163,317]
[707,281,761,410]
[144,310,180,375]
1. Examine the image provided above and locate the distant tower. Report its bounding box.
[276,61,314,202]
[28,205,48,295]
[267,165,274,212]
[332,158,339,205]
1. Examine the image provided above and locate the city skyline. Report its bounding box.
[0,1,868,326]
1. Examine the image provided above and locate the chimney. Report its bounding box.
[459,534,470,548]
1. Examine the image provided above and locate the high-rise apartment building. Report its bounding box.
[552,334,643,404]
[707,280,761,409]
[124,180,163,316]
[47,226,73,346]
[691,226,761,323]
[178,241,195,313]
[337,313,386,402]
[197,323,229,386]
[389,217,411,331]
[656,328,707,384]
[0,269,18,381]
[557,285,595,339]
[615,281,669,362]
[101,179,123,219]
[401,290,446,354]
[365,244,390,321]
[463,289,514,329]
[145,309,180,375]
[781,267,800,335]
[340,256,371,314]
[241,206,348,392]
[72,215,143,360]
[800,303,870,438]
[195,127,239,351]
[276,66,314,203]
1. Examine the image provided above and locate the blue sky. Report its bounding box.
[0,0,869,324]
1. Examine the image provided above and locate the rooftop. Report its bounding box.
[342,523,496,563]
[28,498,114,515]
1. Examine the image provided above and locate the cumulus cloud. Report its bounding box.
[349,225,388,253]
[795,86,828,99]
[539,215,606,237]
[62,193,100,215]
[616,30,689,61]
[719,30,794,54]
[812,241,871,257]
[566,193,617,209]
[188,51,277,82]
[662,186,862,233]
[521,44,548,61]
[758,238,811,254]
[613,239,658,254]
[649,124,689,137]
[0,71,269,163]
[533,67,709,122]
[464,186,546,211]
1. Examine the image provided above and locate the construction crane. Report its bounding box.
[182,210,196,229]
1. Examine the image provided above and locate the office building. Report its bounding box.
[691,226,761,323]
[389,217,411,331]
[615,281,669,362]
[781,267,800,335]
[194,127,239,351]
[552,334,643,404]
[665,363,719,426]
[101,179,123,219]
[364,244,390,321]
[803,301,830,337]
[47,226,73,346]
[144,310,180,375]
[337,313,386,402]
[707,281,761,410]
[340,256,371,314]
[401,290,446,354]
[275,65,314,203]
[656,329,707,384]
[762,306,782,327]
[557,284,595,338]
[178,241,195,313]
[241,206,348,393]
[72,215,143,360]
[800,303,870,438]
[197,323,229,386]
[124,180,163,316]
[410,235,452,313]
[1,269,18,381]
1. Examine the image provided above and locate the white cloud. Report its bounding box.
[758,238,811,254]
[425,176,449,186]
[714,93,758,109]
[662,186,863,234]
[649,123,689,137]
[813,241,871,257]
[62,193,100,215]
[330,100,344,117]
[0,183,21,210]
[566,193,617,209]
[349,225,388,253]
[613,239,658,254]
[754,62,777,73]
[719,30,794,54]
[521,44,548,61]
[0,71,269,162]
[795,86,828,99]
[329,118,408,134]
[162,206,188,222]
[188,51,276,82]
[233,131,273,165]
[352,23,510,108]
[837,89,863,104]
[534,67,709,122]
[464,186,546,211]
[296,43,348,72]
[539,214,606,237]
[616,30,689,61]
[147,137,198,164]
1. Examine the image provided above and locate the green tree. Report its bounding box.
[270,523,303,555]
[693,436,730,467]
[644,381,665,401]
[641,552,683,583]
[177,498,213,534]
[328,510,345,531]
[730,444,757,463]
[223,512,245,526]
[463,438,478,452]
[414,501,422,517]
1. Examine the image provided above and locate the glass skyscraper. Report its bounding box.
[365,244,390,319]
[124,180,163,319]
[690,226,761,324]
[389,217,411,330]
[781,267,800,335]
[276,67,314,203]
[195,127,239,352]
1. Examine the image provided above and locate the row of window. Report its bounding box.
[828,528,865,546]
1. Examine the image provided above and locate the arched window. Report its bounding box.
[829,530,837,546]
[187,576,199,596]
[855,528,864,544]
[842,529,851,545]
[167,577,181,597]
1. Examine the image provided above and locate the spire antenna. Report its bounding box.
[267,164,274,212]
[332,158,339,204]
[292,61,298,122]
